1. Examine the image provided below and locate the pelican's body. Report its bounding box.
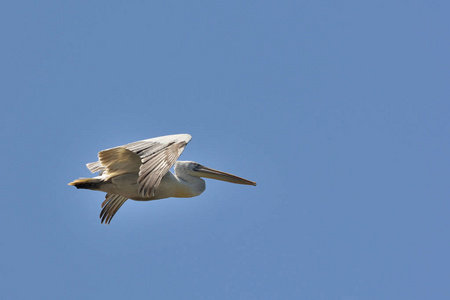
[93,162,206,201]
[69,134,256,224]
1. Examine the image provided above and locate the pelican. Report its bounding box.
[68,134,256,224]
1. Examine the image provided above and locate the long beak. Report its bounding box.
[195,165,257,186]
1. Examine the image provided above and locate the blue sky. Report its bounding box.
[1,1,449,299]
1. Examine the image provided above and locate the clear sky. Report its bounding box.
[1,1,449,299]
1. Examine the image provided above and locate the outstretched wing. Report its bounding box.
[100,193,128,224]
[124,134,191,197]
[87,134,192,198]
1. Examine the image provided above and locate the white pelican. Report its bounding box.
[68,134,256,224]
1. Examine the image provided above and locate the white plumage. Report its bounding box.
[69,134,256,224]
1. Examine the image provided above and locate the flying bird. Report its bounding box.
[68,134,256,224]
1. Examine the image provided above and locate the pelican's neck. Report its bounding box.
[176,170,206,197]
[159,170,205,198]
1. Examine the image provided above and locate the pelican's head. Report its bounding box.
[174,161,256,186]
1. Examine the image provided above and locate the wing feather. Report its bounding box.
[98,147,141,177]
[86,161,104,174]
[137,141,186,197]
[122,134,191,197]
[100,194,128,224]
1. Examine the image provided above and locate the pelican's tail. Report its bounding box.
[68,178,103,190]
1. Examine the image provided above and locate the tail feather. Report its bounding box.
[68,178,103,190]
